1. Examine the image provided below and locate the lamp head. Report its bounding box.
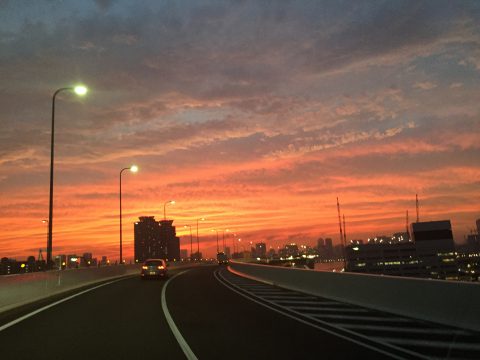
[73,85,88,96]
[130,165,138,173]
[170,200,175,205]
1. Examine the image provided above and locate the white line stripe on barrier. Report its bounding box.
[0,277,128,332]
[214,269,422,360]
[289,306,369,313]
[339,324,469,335]
[310,314,413,322]
[372,337,480,351]
[161,270,198,360]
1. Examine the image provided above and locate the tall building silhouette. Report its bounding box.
[134,217,180,262]
[159,220,180,261]
[134,216,165,262]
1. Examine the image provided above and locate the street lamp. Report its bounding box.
[47,85,88,268]
[120,165,138,264]
[196,217,205,260]
[184,225,193,260]
[223,229,229,253]
[163,200,175,220]
[212,229,220,253]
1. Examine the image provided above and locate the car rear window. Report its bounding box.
[144,260,164,266]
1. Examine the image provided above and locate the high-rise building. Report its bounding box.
[159,220,180,261]
[476,218,480,234]
[180,249,188,260]
[134,216,165,262]
[255,242,267,258]
[325,238,334,258]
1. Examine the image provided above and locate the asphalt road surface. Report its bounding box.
[1,265,478,359]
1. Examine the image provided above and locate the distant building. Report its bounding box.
[317,238,325,248]
[134,216,165,262]
[411,220,457,279]
[191,251,202,260]
[180,249,188,260]
[255,242,267,258]
[159,220,180,261]
[284,244,299,257]
[67,255,79,269]
[346,220,457,280]
[0,257,15,275]
[225,246,231,257]
[55,255,67,269]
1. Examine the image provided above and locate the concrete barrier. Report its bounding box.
[0,261,200,314]
[229,261,480,332]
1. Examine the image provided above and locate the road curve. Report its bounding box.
[4,265,475,359]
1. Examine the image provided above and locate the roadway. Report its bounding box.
[0,265,479,359]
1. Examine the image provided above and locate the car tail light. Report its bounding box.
[158,265,164,270]
[142,266,148,270]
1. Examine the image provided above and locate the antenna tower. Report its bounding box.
[416,194,419,222]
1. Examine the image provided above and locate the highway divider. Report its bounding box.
[0,261,203,314]
[229,261,480,332]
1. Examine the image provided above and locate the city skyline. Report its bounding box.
[1,1,479,260]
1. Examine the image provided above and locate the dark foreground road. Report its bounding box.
[3,265,471,360]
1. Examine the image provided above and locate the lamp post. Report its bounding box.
[42,220,48,266]
[120,165,138,264]
[184,225,193,260]
[222,229,229,253]
[163,200,175,220]
[196,217,205,260]
[212,229,220,253]
[47,85,87,269]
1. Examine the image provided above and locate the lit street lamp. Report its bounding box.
[212,229,220,253]
[120,165,138,264]
[196,217,205,260]
[163,200,175,220]
[184,225,193,260]
[47,85,88,268]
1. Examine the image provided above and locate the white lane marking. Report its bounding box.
[289,306,370,313]
[310,314,413,322]
[161,270,198,360]
[0,277,128,332]
[260,295,318,300]
[214,270,422,360]
[339,324,470,336]
[372,337,480,351]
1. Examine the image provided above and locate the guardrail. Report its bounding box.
[229,261,480,332]
[0,261,199,314]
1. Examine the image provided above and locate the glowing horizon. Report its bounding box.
[1,1,479,261]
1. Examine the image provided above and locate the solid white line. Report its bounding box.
[310,314,413,322]
[372,337,480,351]
[289,306,369,313]
[339,324,470,335]
[214,270,423,360]
[0,277,128,332]
[161,270,198,360]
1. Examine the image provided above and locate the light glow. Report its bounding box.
[73,85,88,96]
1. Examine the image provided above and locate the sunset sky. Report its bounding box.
[1,0,479,261]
